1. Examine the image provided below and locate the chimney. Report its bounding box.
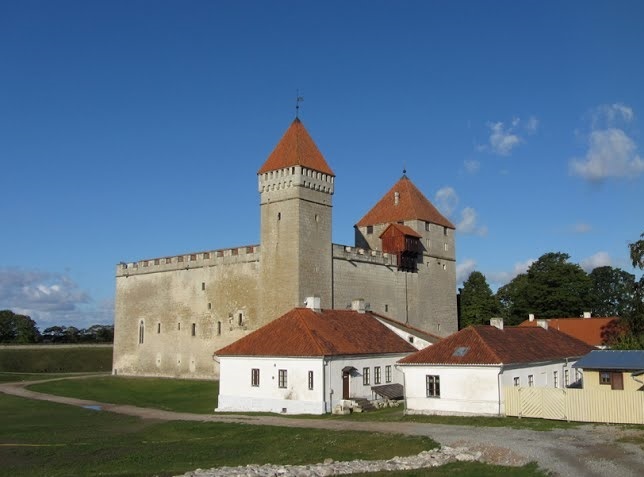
[394,191,400,205]
[490,317,504,330]
[304,296,321,312]
[351,298,366,314]
[536,319,549,330]
[583,311,591,319]
[528,313,535,322]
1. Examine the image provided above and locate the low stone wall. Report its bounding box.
[176,446,482,477]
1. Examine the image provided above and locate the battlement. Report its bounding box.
[332,243,397,267]
[258,165,334,195]
[116,245,260,277]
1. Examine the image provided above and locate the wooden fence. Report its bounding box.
[504,387,644,424]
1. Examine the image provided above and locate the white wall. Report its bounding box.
[402,359,581,416]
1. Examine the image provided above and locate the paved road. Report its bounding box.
[2,379,643,477]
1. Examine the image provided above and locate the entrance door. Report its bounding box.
[342,371,350,399]
[611,372,624,390]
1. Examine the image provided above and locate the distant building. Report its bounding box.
[113,118,458,379]
[574,350,644,392]
[517,312,619,348]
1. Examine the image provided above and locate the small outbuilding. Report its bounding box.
[573,350,644,391]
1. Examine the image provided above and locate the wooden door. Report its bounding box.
[342,372,350,399]
[611,372,624,390]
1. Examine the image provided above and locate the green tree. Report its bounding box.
[523,252,592,318]
[589,266,635,317]
[496,273,530,325]
[0,310,41,343]
[629,232,644,269]
[460,271,499,328]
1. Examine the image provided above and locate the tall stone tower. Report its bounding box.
[257,118,335,324]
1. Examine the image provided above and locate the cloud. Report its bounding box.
[434,187,459,215]
[592,103,634,128]
[487,258,536,287]
[580,252,611,272]
[570,127,644,181]
[573,222,592,234]
[0,267,112,328]
[463,160,480,174]
[456,259,477,286]
[456,207,488,236]
[480,116,538,156]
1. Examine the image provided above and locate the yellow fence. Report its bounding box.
[504,387,644,424]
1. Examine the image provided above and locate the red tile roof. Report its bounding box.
[380,223,422,238]
[398,325,593,365]
[257,118,334,176]
[517,317,619,347]
[216,308,417,357]
[356,176,454,228]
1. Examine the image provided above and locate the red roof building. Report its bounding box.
[517,316,619,348]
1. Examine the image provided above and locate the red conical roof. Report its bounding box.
[356,175,455,228]
[258,118,334,176]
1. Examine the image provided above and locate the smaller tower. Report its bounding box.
[257,118,335,324]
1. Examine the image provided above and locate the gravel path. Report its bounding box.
[2,379,643,476]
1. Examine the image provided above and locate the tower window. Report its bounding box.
[425,221,430,231]
[367,225,373,235]
[208,302,212,310]
[191,323,196,336]
[157,323,161,334]
[277,212,281,221]
[217,321,221,335]
[138,321,144,344]
[201,282,205,291]
[238,313,243,326]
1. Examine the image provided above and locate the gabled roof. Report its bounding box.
[356,175,455,229]
[216,308,417,357]
[573,350,644,370]
[398,325,593,366]
[379,223,422,238]
[258,118,334,176]
[517,317,619,347]
[371,312,442,344]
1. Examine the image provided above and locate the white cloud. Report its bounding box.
[592,103,634,128]
[480,116,538,156]
[0,267,112,328]
[573,222,592,234]
[456,259,477,286]
[580,252,611,272]
[434,186,459,215]
[487,258,536,287]
[456,207,488,236]
[463,160,480,174]
[570,128,644,181]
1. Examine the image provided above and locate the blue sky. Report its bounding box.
[1,1,642,329]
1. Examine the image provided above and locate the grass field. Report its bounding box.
[0,346,112,372]
[30,375,580,431]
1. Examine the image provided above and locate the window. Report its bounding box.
[308,371,314,390]
[553,371,558,388]
[190,254,196,261]
[385,304,389,312]
[154,259,159,265]
[426,375,440,397]
[363,367,370,385]
[528,375,534,387]
[513,377,520,387]
[138,321,144,344]
[278,369,287,388]
[203,252,210,259]
[201,282,205,291]
[157,323,161,334]
[385,365,392,383]
[600,371,611,385]
[374,366,381,384]
[408,336,415,344]
[425,221,430,231]
[165,257,172,264]
[564,369,570,387]
[366,225,373,235]
[426,238,430,249]
[444,227,448,236]
[251,368,260,387]
[444,243,448,251]
[277,212,281,221]
[208,302,212,310]
[238,313,243,326]
[177,322,181,331]
[191,323,196,336]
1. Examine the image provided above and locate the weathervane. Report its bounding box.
[296,89,304,118]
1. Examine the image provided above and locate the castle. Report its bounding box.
[113,118,458,379]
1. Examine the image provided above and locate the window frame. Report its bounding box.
[374,366,381,385]
[362,367,370,385]
[308,370,314,390]
[278,369,287,388]
[425,375,440,398]
[251,368,260,387]
[528,374,534,387]
[385,365,392,383]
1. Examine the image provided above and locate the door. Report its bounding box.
[611,372,624,390]
[342,371,350,399]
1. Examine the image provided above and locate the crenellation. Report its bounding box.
[332,243,396,266]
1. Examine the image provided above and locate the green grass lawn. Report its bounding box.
[0,372,98,383]
[0,393,441,477]
[30,375,583,431]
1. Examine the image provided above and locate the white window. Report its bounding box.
[385,365,392,383]
[513,377,520,387]
[426,375,440,397]
[278,369,287,388]
[528,375,534,387]
[138,320,144,344]
[374,366,381,384]
[363,367,370,385]
[553,371,558,388]
[564,369,570,387]
[308,371,314,390]
[251,368,260,387]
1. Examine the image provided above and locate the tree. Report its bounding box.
[523,252,592,319]
[496,273,530,325]
[629,232,644,269]
[589,266,635,317]
[460,271,499,328]
[0,310,41,343]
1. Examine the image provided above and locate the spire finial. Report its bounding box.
[295,89,304,119]
[402,161,407,178]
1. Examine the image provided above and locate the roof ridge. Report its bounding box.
[471,326,504,363]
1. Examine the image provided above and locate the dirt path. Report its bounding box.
[2,379,643,477]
